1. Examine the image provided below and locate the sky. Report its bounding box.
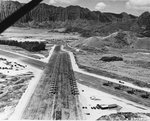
[5,0,150,16]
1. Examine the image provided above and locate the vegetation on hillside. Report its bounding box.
[0,40,46,52]
[63,20,138,37]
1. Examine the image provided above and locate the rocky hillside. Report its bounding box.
[138,12,150,30]
[1,1,150,37]
[0,1,28,23]
[0,1,136,23]
[137,11,150,37]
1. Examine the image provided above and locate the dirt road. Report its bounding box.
[21,45,82,120]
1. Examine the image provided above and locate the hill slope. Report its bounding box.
[71,31,139,49]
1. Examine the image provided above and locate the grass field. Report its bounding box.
[74,50,150,88]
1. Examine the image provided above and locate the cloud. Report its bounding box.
[49,0,77,4]
[126,0,150,10]
[2,0,77,4]
[110,0,127,1]
[3,0,31,3]
[95,2,106,10]
[49,0,56,4]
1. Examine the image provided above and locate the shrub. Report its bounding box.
[103,82,113,87]
[100,56,123,62]
[127,90,135,94]
[114,86,121,90]
[140,93,149,99]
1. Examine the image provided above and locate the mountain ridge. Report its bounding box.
[0,1,137,23]
[0,1,149,37]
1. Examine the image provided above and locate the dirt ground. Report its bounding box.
[77,82,150,120]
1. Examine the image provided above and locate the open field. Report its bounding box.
[22,46,82,120]
[63,45,150,92]
[72,47,150,88]
[0,27,81,43]
[67,32,150,88]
